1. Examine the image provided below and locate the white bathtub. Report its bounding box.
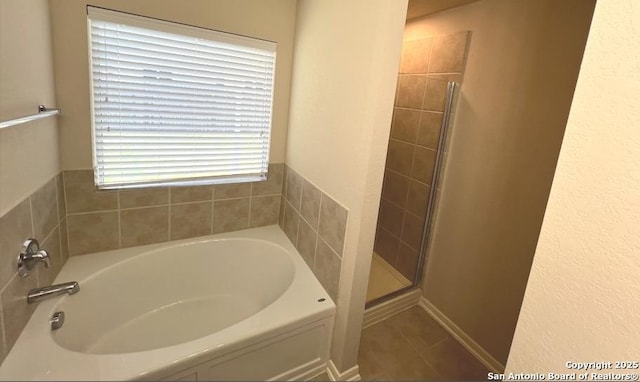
[0,226,336,381]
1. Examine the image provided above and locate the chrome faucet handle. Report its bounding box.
[17,239,50,277]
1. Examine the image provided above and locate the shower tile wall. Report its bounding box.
[374,31,470,281]
[62,163,284,256]
[279,165,348,302]
[0,173,69,362]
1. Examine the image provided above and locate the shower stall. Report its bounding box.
[366,31,470,305]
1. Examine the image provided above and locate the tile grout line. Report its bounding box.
[395,105,445,114]
[54,172,65,268]
[317,232,341,264]
[248,184,254,227]
[167,201,172,242]
[386,167,433,188]
[167,188,172,241]
[210,187,215,235]
[62,172,71,258]
[28,196,35,239]
[57,219,64,271]
[55,174,61,230]
[0,300,6,359]
[395,323,446,379]
[377,223,422,253]
[312,193,324,271]
[28,192,42,287]
[376,225,402,263]
[381,193,427,221]
[65,195,265,217]
[116,187,122,249]
[0,273,17,297]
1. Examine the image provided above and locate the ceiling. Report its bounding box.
[406,0,481,20]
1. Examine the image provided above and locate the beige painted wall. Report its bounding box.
[48,0,297,170]
[406,0,595,365]
[287,0,407,372]
[506,0,640,372]
[0,0,60,216]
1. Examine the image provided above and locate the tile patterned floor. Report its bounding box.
[357,307,489,381]
[312,306,490,381]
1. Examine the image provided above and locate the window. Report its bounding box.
[87,7,276,189]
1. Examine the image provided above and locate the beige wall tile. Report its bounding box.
[249,195,280,227]
[59,218,69,263]
[0,274,37,353]
[402,212,425,250]
[428,31,469,74]
[120,188,169,209]
[396,75,427,109]
[406,180,430,218]
[170,202,212,240]
[391,108,421,143]
[397,243,419,281]
[31,177,58,240]
[386,139,415,176]
[67,211,119,256]
[411,147,437,184]
[120,207,169,248]
[378,200,404,237]
[170,185,212,203]
[37,226,62,286]
[56,173,66,218]
[300,180,322,229]
[282,200,299,245]
[212,198,250,234]
[400,38,432,74]
[0,199,32,290]
[296,218,317,268]
[382,170,410,207]
[417,111,443,149]
[285,167,302,210]
[374,227,400,266]
[252,163,284,196]
[213,183,250,200]
[422,79,448,112]
[318,195,348,256]
[64,170,117,213]
[314,239,341,301]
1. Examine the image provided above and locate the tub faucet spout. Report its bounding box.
[27,281,80,304]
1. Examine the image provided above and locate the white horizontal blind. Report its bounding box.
[87,7,276,189]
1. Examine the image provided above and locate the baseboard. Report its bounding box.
[327,360,361,381]
[418,296,505,373]
[363,288,421,328]
[286,361,327,381]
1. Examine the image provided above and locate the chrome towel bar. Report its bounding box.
[0,105,61,129]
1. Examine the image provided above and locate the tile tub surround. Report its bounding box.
[0,173,68,363]
[63,163,284,256]
[374,31,470,281]
[279,166,347,302]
